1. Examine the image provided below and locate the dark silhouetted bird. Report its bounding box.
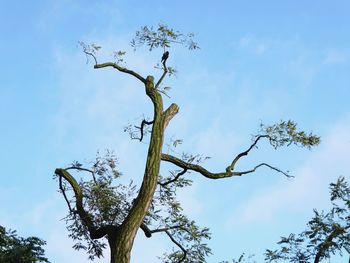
[161,51,169,63]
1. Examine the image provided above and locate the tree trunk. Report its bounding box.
[109,242,131,263]
[108,231,133,263]
[106,76,178,263]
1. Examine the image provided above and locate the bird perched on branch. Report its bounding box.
[161,51,169,63]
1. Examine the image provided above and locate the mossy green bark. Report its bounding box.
[107,75,178,263]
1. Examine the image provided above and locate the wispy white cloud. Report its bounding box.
[238,34,270,55]
[323,49,350,65]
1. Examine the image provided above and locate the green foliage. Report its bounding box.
[112,50,126,65]
[259,120,320,149]
[0,226,49,263]
[61,151,212,262]
[62,152,136,260]
[265,176,350,262]
[131,23,199,51]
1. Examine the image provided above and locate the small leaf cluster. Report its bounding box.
[181,153,211,165]
[131,23,199,51]
[66,215,106,260]
[112,50,126,65]
[0,226,49,263]
[259,120,320,149]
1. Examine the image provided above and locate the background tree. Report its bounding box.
[222,176,350,263]
[0,225,49,263]
[265,176,350,263]
[54,24,320,263]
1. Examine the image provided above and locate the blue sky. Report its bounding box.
[1,0,350,262]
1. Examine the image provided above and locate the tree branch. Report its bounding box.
[81,46,146,83]
[226,135,270,172]
[165,230,187,263]
[155,61,168,89]
[158,169,188,186]
[65,166,97,183]
[140,223,152,238]
[162,103,179,129]
[161,154,232,179]
[233,163,292,178]
[55,168,112,239]
[140,223,186,238]
[94,62,146,83]
[161,154,291,179]
[59,176,73,212]
[134,119,154,142]
[140,222,187,263]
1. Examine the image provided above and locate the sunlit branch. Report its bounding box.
[81,45,146,84]
[65,166,97,184]
[161,154,291,179]
[161,153,231,179]
[94,62,146,83]
[162,103,179,129]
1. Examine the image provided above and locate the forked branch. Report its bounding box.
[140,223,187,263]
[134,119,154,142]
[161,154,291,179]
[80,44,146,84]
[226,135,270,172]
[160,132,294,179]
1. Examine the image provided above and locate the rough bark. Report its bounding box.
[106,76,178,263]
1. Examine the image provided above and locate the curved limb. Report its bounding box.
[161,154,291,179]
[55,168,113,239]
[80,45,146,84]
[94,62,146,83]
